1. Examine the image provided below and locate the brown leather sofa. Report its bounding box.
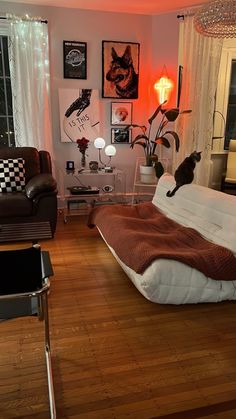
[0,147,58,236]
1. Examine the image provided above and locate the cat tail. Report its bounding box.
[166,185,180,197]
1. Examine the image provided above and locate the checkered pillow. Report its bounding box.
[0,158,25,193]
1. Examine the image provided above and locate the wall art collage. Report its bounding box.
[60,40,140,145]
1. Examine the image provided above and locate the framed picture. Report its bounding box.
[63,40,87,79]
[177,65,183,108]
[58,88,100,142]
[102,40,140,99]
[111,102,132,125]
[111,128,131,144]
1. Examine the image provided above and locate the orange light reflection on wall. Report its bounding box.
[154,76,173,105]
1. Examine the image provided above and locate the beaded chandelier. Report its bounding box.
[194,0,236,38]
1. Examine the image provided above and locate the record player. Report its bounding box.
[67,186,100,195]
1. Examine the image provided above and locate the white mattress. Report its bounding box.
[99,174,236,304]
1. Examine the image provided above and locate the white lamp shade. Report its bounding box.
[94,137,106,149]
[105,145,116,157]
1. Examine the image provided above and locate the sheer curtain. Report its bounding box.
[174,15,223,186]
[8,16,53,154]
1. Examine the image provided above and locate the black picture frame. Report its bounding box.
[177,65,183,108]
[111,128,131,144]
[102,40,140,99]
[111,102,133,126]
[63,40,87,79]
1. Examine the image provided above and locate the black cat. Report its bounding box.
[166,151,201,197]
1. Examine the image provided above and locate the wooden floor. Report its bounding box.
[1,215,236,418]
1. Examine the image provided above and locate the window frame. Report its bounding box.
[0,21,15,147]
[214,40,236,150]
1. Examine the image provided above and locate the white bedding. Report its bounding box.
[100,174,236,304]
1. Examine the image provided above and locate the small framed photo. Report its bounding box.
[63,40,87,79]
[111,102,132,126]
[111,127,131,144]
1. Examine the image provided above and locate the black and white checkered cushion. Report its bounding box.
[0,158,25,193]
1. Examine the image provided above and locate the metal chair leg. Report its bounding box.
[43,292,56,419]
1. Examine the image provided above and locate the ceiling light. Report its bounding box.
[194,0,236,38]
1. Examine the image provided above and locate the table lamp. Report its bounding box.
[94,137,116,172]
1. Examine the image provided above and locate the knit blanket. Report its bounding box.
[88,202,236,281]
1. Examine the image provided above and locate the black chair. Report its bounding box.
[0,245,56,419]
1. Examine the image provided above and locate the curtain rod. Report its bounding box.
[177,10,196,19]
[0,16,48,24]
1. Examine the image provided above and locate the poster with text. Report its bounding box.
[59,88,100,143]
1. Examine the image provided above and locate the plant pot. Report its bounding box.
[139,165,156,184]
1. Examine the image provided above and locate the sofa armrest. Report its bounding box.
[25,173,57,200]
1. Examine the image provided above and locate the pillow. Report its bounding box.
[0,158,25,193]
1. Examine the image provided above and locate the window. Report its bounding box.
[225,60,236,149]
[214,40,236,150]
[0,35,15,147]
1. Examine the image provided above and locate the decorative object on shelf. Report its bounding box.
[102,184,114,193]
[194,0,236,38]
[154,65,173,105]
[63,40,87,79]
[102,40,140,99]
[111,128,131,144]
[66,160,75,171]
[89,160,99,173]
[67,186,99,195]
[76,137,89,167]
[94,137,117,172]
[123,100,192,179]
[59,88,100,142]
[111,102,132,125]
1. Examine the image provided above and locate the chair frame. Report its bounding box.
[0,269,56,418]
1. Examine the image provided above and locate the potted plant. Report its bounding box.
[125,101,191,183]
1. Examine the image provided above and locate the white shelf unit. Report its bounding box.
[132,158,170,204]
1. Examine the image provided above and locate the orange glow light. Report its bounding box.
[154,76,173,104]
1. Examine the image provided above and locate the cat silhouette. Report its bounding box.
[166,151,202,197]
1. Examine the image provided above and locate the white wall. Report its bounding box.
[1,2,179,191]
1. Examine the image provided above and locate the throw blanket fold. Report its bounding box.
[88,202,236,281]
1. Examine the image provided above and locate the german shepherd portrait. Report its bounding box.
[105,45,139,99]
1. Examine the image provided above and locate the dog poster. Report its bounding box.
[102,41,140,99]
[59,88,100,142]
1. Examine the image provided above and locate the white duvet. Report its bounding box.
[101,174,236,304]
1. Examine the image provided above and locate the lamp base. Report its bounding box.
[104,166,113,173]
[99,167,113,173]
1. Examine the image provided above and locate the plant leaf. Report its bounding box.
[154,161,164,178]
[130,140,146,150]
[148,101,167,124]
[155,137,171,148]
[164,108,180,122]
[132,134,149,144]
[162,131,180,152]
[179,110,192,115]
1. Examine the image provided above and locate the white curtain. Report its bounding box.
[8,16,53,154]
[174,15,223,186]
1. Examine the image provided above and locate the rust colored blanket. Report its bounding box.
[88,202,236,281]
